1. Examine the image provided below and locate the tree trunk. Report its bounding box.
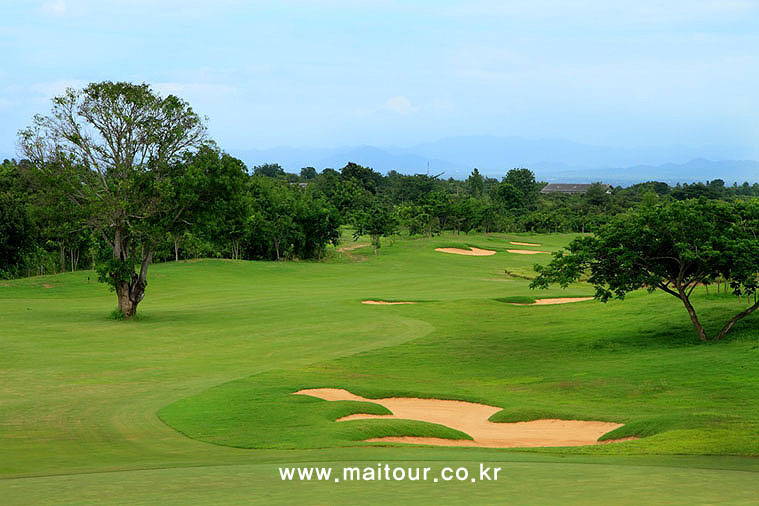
[714,300,759,340]
[174,235,180,261]
[678,289,709,341]
[59,243,65,273]
[114,249,152,318]
[112,227,152,318]
[116,283,137,317]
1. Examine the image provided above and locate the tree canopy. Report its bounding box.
[19,81,208,317]
[531,199,759,341]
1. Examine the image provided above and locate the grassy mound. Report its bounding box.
[159,375,471,448]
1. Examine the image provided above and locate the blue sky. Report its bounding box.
[1,0,758,159]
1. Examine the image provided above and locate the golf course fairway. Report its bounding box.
[3,232,759,504]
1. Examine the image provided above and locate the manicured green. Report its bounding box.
[2,232,759,504]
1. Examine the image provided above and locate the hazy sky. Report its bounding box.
[1,0,758,158]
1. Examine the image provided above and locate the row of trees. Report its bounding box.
[4,80,759,318]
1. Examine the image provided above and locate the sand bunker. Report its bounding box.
[510,241,542,247]
[507,249,549,255]
[294,388,629,448]
[512,297,594,306]
[362,300,417,305]
[435,247,496,256]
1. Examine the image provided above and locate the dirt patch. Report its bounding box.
[512,297,594,306]
[435,247,496,256]
[294,388,630,448]
[507,249,549,255]
[42,283,55,289]
[510,241,542,246]
[362,300,417,305]
[339,243,370,253]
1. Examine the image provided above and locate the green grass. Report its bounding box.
[492,295,594,304]
[2,231,759,504]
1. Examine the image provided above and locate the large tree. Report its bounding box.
[19,81,207,317]
[530,199,759,341]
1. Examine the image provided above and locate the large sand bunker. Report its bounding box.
[512,297,594,306]
[435,247,496,256]
[507,249,549,255]
[294,388,628,448]
[362,300,417,305]
[510,241,542,246]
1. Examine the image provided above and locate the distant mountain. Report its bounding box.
[231,136,759,184]
[230,146,340,171]
[231,145,458,175]
[541,159,759,186]
[316,145,457,174]
[406,136,756,171]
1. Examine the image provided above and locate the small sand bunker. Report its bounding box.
[510,241,542,247]
[362,300,417,305]
[507,249,549,255]
[294,388,629,448]
[435,247,496,256]
[512,297,594,306]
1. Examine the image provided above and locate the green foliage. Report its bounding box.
[245,177,341,260]
[109,308,126,320]
[0,187,34,278]
[96,256,139,291]
[503,168,540,209]
[532,199,759,340]
[299,166,317,179]
[466,168,485,197]
[352,200,397,253]
[253,163,285,178]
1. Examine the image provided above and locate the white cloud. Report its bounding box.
[40,0,67,17]
[152,82,236,101]
[380,96,418,115]
[31,79,88,99]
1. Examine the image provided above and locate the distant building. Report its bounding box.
[540,183,612,195]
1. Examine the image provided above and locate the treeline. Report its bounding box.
[3,153,759,279]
